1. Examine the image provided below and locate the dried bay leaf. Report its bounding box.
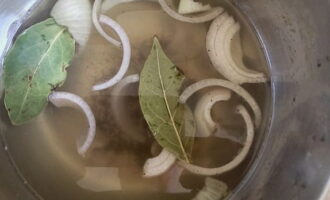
[4,18,75,125]
[139,37,195,162]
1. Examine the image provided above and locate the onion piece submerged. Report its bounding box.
[158,0,224,23]
[179,105,254,176]
[111,74,140,96]
[194,88,245,144]
[194,88,231,137]
[111,74,146,143]
[214,125,245,145]
[206,13,267,84]
[92,0,121,47]
[92,15,131,91]
[180,78,261,128]
[192,177,228,200]
[48,92,96,156]
[77,167,122,191]
[165,165,191,193]
[143,149,176,177]
[178,0,212,14]
[51,0,92,47]
[99,0,157,46]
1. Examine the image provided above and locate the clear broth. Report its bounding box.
[1,1,270,200]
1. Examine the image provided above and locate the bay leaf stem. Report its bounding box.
[155,46,189,163]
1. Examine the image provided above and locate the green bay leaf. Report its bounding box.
[4,18,75,125]
[139,37,195,162]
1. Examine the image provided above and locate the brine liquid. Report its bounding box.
[0,1,270,200]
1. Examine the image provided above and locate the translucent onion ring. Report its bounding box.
[206,13,267,84]
[48,91,96,156]
[179,105,254,176]
[194,88,232,137]
[178,0,211,15]
[192,177,228,200]
[92,15,131,91]
[96,0,158,46]
[92,0,121,47]
[165,164,191,193]
[158,0,224,23]
[179,78,261,127]
[143,148,176,177]
[111,74,139,96]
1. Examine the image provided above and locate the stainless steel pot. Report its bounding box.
[0,0,329,199]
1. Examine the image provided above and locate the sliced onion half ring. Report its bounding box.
[179,105,254,176]
[143,149,176,177]
[92,0,121,47]
[206,13,267,84]
[92,15,131,91]
[95,0,157,47]
[158,0,224,23]
[192,177,228,200]
[165,164,191,193]
[194,88,232,137]
[49,92,96,156]
[180,78,261,127]
[178,0,212,15]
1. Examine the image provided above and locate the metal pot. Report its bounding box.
[0,0,329,199]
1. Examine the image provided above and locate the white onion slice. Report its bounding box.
[178,0,211,14]
[206,13,267,84]
[143,149,176,177]
[194,88,231,137]
[179,105,254,176]
[192,177,228,200]
[92,0,121,47]
[92,15,131,91]
[48,92,96,156]
[165,165,191,193]
[158,0,224,23]
[180,78,261,127]
[51,0,92,47]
